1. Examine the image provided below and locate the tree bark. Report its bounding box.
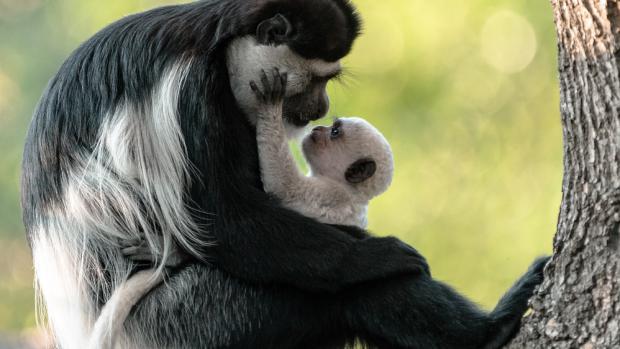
[507,1,620,348]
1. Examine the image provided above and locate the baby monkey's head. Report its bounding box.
[302,117,394,199]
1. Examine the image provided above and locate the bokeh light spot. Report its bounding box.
[0,0,44,19]
[0,70,18,123]
[480,11,537,74]
[350,6,405,74]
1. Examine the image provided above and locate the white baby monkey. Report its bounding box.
[250,68,394,228]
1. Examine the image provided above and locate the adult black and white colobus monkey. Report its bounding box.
[21,0,549,348]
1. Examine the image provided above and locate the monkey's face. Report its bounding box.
[302,117,395,198]
[226,6,357,135]
[227,37,340,134]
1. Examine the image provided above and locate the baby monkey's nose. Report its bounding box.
[310,126,327,143]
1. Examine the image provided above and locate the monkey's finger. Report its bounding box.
[249,81,258,92]
[418,264,431,277]
[413,257,431,276]
[278,73,287,99]
[272,68,282,99]
[260,69,271,94]
[249,81,265,100]
[281,72,288,91]
[273,67,280,80]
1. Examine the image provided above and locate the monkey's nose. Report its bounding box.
[310,132,318,143]
[310,126,326,143]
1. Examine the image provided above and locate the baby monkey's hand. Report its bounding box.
[250,68,288,120]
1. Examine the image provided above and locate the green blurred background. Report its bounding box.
[0,0,560,345]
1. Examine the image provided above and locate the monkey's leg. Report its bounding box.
[124,264,349,349]
[343,274,489,349]
[124,259,546,349]
[344,257,548,349]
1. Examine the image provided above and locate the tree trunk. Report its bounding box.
[507,1,620,348]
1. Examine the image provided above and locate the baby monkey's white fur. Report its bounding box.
[254,75,394,228]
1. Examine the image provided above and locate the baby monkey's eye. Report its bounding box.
[330,127,340,138]
[331,119,343,139]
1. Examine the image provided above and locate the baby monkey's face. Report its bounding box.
[302,117,394,198]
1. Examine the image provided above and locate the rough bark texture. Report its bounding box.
[507,1,620,348]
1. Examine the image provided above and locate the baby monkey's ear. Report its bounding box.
[345,158,377,184]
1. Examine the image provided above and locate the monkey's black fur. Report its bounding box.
[22,0,548,348]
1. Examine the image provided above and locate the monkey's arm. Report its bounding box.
[209,188,429,292]
[254,99,307,199]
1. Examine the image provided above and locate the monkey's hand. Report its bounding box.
[328,225,431,279]
[338,236,431,287]
[120,235,189,268]
[250,68,288,122]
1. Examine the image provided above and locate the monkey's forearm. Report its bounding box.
[255,108,305,197]
[206,188,429,293]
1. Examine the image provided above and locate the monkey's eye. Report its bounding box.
[330,127,340,138]
[330,125,343,139]
[331,119,343,139]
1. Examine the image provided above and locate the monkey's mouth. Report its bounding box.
[283,100,326,127]
[287,116,312,127]
[285,113,322,127]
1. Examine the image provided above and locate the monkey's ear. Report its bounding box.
[256,14,293,45]
[345,159,377,184]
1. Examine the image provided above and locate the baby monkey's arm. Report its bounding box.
[251,69,350,213]
[250,68,356,222]
[251,69,307,199]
